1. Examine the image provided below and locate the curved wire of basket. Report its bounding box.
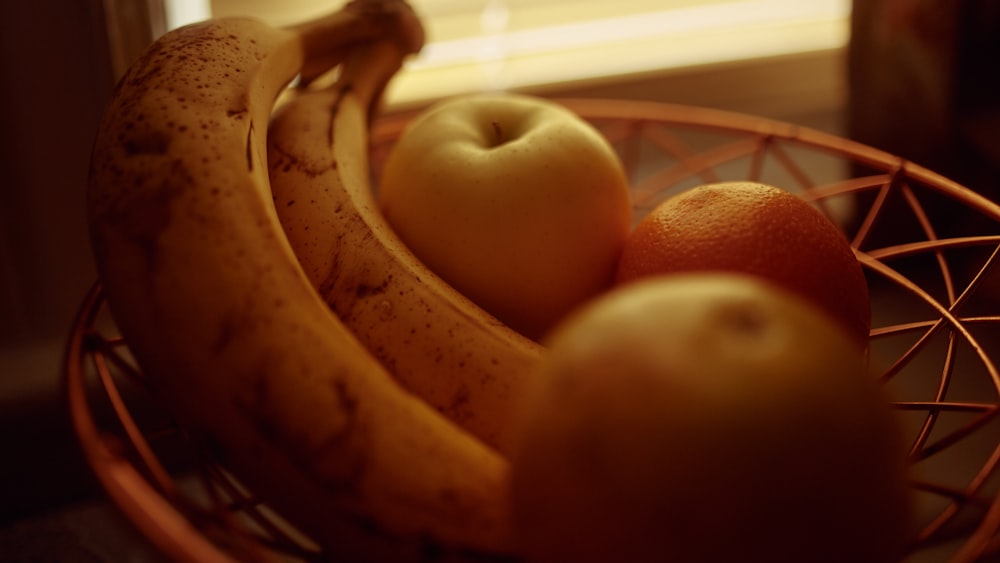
[66,99,1000,562]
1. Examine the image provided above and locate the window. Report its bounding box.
[171,0,850,107]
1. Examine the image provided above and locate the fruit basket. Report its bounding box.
[66,98,1000,562]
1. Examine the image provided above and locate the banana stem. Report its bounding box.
[291,0,425,86]
[339,42,409,117]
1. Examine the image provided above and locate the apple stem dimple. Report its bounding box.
[492,121,504,146]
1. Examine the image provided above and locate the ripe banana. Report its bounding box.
[86,3,516,561]
[267,32,544,458]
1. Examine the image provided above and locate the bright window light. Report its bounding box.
[165,0,212,31]
[201,0,851,107]
[417,0,849,68]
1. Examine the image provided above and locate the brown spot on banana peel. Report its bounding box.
[213,306,249,356]
[245,121,255,171]
[91,156,194,275]
[268,134,338,179]
[355,275,391,298]
[226,331,372,488]
[448,385,472,419]
[122,130,170,156]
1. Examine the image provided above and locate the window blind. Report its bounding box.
[184,0,850,107]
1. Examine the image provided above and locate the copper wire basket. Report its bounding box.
[65,99,1000,562]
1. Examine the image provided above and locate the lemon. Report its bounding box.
[510,273,912,563]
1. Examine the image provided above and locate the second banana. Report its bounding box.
[267,37,544,456]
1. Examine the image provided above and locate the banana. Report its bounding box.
[266,28,544,458]
[86,2,517,561]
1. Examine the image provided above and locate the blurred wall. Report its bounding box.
[0,0,117,522]
[848,0,1000,233]
[0,0,113,349]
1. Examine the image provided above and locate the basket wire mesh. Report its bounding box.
[66,99,1000,562]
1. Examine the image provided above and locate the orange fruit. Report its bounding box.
[511,274,912,563]
[615,182,870,345]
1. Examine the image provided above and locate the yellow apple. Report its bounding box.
[377,93,632,340]
[510,273,913,563]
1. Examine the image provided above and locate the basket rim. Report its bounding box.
[375,97,1000,227]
